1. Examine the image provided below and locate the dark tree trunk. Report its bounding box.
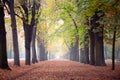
[21,2,36,65]
[88,30,95,65]
[23,24,33,65]
[112,26,116,70]
[0,3,10,70]
[84,34,89,64]
[94,28,106,66]
[31,27,38,64]
[90,10,106,66]
[7,0,20,66]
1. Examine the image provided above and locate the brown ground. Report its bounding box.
[0,59,120,80]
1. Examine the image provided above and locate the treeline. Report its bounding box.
[0,0,48,70]
[53,0,120,70]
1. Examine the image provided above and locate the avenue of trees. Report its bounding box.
[0,0,120,71]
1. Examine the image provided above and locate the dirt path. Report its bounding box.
[0,59,120,80]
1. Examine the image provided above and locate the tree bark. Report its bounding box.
[21,2,36,65]
[7,0,20,66]
[94,28,106,66]
[31,27,38,64]
[0,2,10,69]
[23,23,33,65]
[112,26,116,70]
[88,30,95,65]
[90,10,106,66]
[84,34,89,64]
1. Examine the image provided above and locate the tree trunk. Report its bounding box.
[37,37,41,60]
[69,45,74,61]
[31,27,38,64]
[94,28,106,66]
[74,36,79,61]
[80,48,85,63]
[8,0,20,66]
[90,10,106,66]
[23,24,33,65]
[88,30,95,65]
[0,3,10,70]
[112,26,116,70]
[69,36,79,62]
[39,39,46,61]
[84,34,89,64]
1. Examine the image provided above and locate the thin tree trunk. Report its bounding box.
[8,0,20,66]
[31,27,38,64]
[37,37,41,60]
[88,30,95,65]
[0,3,10,70]
[112,26,116,70]
[84,34,89,64]
[74,36,79,61]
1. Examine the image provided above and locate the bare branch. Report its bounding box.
[15,13,23,20]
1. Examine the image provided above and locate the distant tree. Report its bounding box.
[38,34,46,61]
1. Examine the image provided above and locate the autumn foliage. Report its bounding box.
[0,60,120,80]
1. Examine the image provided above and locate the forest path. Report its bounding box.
[0,59,120,80]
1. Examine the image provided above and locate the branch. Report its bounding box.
[4,3,10,14]
[64,7,79,33]
[15,13,23,20]
[54,0,78,33]
[15,6,25,17]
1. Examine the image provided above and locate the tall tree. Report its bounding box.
[91,10,106,66]
[31,0,41,64]
[6,0,20,66]
[112,26,116,70]
[17,0,40,65]
[31,26,38,63]
[0,0,10,70]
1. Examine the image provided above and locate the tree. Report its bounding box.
[6,0,20,66]
[0,0,10,70]
[54,0,80,61]
[31,26,38,63]
[17,0,41,65]
[39,37,46,61]
[90,10,106,66]
[31,0,41,64]
[100,0,120,69]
